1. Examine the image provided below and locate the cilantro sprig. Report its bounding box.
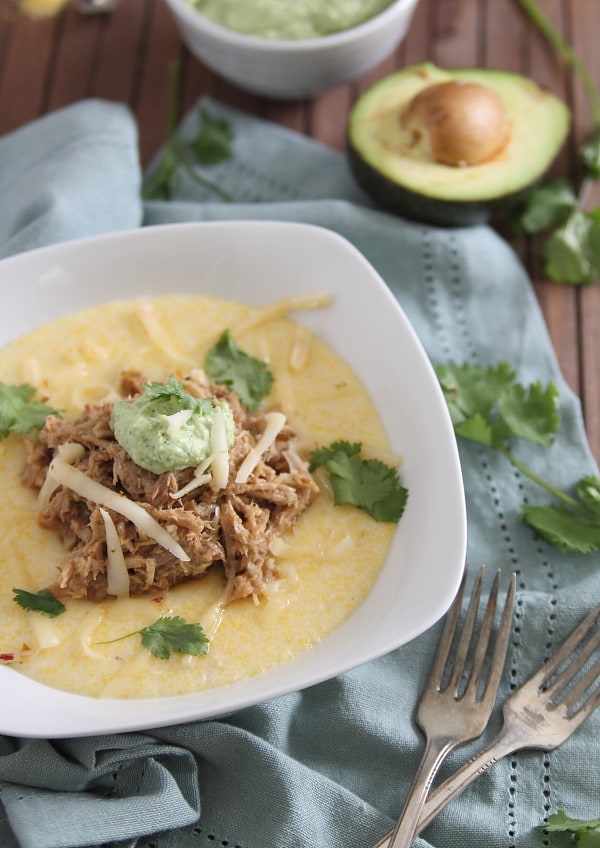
[13,587,66,618]
[0,382,60,441]
[142,61,233,202]
[93,616,209,660]
[205,330,274,410]
[436,361,600,553]
[140,374,214,415]
[309,440,408,523]
[542,810,600,846]
[509,0,600,285]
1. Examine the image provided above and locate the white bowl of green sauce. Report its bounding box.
[164,0,421,99]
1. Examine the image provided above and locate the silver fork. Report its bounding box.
[374,597,600,848]
[385,567,516,848]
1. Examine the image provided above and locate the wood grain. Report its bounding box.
[0,0,598,463]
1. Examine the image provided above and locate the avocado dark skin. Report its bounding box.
[346,63,571,228]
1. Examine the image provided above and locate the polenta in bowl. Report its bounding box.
[0,221,466,737]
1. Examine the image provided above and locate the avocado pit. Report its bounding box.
[346,63,571,226]
[401,80,511,167]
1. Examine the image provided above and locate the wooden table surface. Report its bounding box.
[1,0,599,464]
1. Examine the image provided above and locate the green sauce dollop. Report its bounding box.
[187,0,395,41]
[110,376,235,475]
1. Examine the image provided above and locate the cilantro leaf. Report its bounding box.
[521,503,600,554]
[188,108,234,164]
[576,476,600,519]
[139,616,209,659]
[205,330,273,410]
[580,127,600,179]
[435,363,559,449]
[507,2,600,287]
[142,62,233,202]
[0,382,60,440]
[435,362,515,431]
[543,810,600,846]
[13,587,66,618]
[309,440,361,470]
[141,375,213,415]
[93,615,209,660]
[436,360,600,553]
[542,207,600,285]
[496,380,559,446]
[142,145,179,201]
[310,440,408,523]
[509,179,577,235]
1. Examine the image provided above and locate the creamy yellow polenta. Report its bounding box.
[0,294,395,699]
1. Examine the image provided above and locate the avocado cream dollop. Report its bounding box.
[110,376,235,475]
[187,0,395,40]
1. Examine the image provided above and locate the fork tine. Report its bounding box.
[446,566,484,694]
[546,623,600,702]
[469,571,516,704]
[569,678,600,725]
[560,654,600,714]
[532,601,600,687]
[425,568,471,689]
[467,570,500,685]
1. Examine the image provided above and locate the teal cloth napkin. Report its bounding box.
[0,97,599,848]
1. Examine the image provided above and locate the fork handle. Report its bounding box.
[373,724,524,848]
[386,737,457,848]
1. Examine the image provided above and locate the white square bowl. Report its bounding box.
[0,220,466,737]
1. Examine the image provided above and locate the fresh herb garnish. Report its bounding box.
[13,587,66,618]
[509,0,600,285]
[309,440,408,523]
[93,615,209,660]
[436,361,600,553]
[205,330,274,410]
[542,810,600,845]
[141,374,214,415]
[0,382,60,440]
[188,109,234,164]
[142,61,233,202]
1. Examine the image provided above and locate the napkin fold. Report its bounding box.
[0,99,142,260]
[0,735,200,848]
[0,97,599,848]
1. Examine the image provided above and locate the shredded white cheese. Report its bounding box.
[289,324,312,371]
[48,455,190,562]
[236,411,286,484]
[164,408,193,437]
[38,442,85,510]
[99,507,130,598]
[210,407,230,491]
[137,302,188,363]
[200,292,332,355]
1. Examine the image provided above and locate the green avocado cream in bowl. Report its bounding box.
[110,375,235,475]
[186,0,396,40]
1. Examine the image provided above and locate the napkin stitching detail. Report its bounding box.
[421,228,451,360]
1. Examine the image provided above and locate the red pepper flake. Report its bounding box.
[152,596,164,604]
[0,653,15,662]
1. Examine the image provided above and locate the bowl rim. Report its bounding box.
[0,219,466,737]
[165,0,420,52]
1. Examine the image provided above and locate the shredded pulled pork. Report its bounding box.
[22,371,318,603]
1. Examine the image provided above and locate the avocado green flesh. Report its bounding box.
[347,63,570,226]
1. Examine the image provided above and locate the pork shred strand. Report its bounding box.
[22,372,318,603]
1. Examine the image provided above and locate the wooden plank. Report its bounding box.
[570,0,600,464]
[88,0,149,105]
[0,15,58,133]
[43,5,101,111]
[133,0,182,166]
[0,0,597,469]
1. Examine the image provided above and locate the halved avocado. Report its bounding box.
[347,63,570,227]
